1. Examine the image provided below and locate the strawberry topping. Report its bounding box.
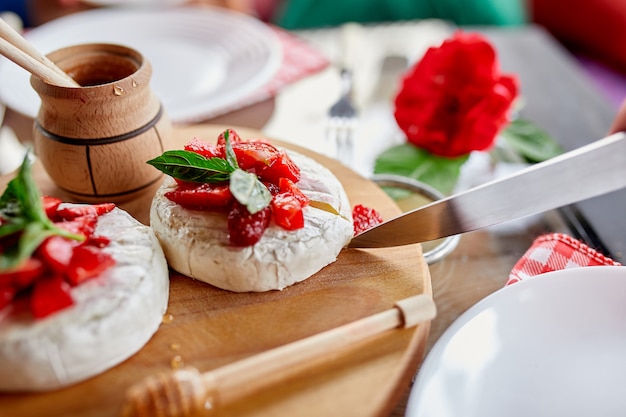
[0,201,117,319]
[164,131,308,247]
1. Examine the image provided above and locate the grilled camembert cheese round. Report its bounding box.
[150,150,353,292]
[0,207,169,392]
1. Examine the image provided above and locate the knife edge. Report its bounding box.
[349,132,626,248]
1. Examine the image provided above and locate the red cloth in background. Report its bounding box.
[531,0,626,74]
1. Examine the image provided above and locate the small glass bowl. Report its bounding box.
[371,174,460,264]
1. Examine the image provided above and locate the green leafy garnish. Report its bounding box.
[229,169,272,214]
[374,143,469,195]
[147,131,272,214]
[0,154,84,270]
[500,118,563,163]
[374,118,562,196]
[146,150,235,183]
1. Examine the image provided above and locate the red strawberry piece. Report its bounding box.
[56,203,115,220]
[228,202,271,246]
[165,183,233,210]
[65,245,115,286]
[271,193,305,230]
[0,285,16,310]
[55,215,97,238]
[184,137,224,159]
[216,129,242,146]
[262,150,300,184]
[278,178,309,207]
[0,257,45,289]
[38,236,79,274]
[84,235,111,248]
[31,275,74,319]
[42,196,62,221]
[232,141,280,175]
[352,204,384,236]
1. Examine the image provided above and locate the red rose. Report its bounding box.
[394,31,519,157]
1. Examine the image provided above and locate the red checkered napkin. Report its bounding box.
[506,233,621,286]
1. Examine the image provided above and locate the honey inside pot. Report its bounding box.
[65,53,141,86]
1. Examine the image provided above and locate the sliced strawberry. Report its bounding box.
[271,193,305,230]
[54,215,98,238]
[56,203,115,220]
[228,202,271,246]
[65,245,115,285]
[216,128,242,146]
[278,177,309,207]
[232,141,280,175]
[42,196,62,221]
[38,236,79,274]
[31,275,74,319]
[0,285,16,310]
[263,181,280,195]
[184,137,224,159]
[0,257,45,289]
[84,235,111,248]
[261,150,301,184]
[352,204,384,236]
[165,183,233,210]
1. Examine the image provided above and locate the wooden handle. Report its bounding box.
[122,294,436,417]
[0,18,79,87]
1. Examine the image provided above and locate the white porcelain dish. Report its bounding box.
[0,6,281,123]
[407,266,626,417]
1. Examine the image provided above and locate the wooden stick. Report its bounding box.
[0,18,79,87]
[122,294,436,417]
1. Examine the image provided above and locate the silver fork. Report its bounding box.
[325,23,361,165]
[326,68,357,164]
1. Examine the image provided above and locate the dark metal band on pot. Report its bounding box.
[33,104,164,146]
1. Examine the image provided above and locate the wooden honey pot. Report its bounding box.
[31,43,172,202]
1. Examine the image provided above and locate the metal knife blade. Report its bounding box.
[349,131,626,248]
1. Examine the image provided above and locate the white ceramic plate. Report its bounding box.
[407,266,626,417]
[0,6,281,123]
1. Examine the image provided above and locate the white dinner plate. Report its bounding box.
[407,266,626,417]
[0,6,281,123]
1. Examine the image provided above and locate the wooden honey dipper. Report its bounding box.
[0,17,79,87]
[122,294,436,417]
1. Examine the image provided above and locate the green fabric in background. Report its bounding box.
[274,0,528,30]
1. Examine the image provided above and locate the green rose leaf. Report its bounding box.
[500,118,563,163]
[373,143,469,195]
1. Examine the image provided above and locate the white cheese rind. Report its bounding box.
[0,207,170,392]
[150,151,353,292]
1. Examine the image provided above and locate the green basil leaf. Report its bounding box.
[374,144,468,195]
[0,218,27,239]
[229,169,271,214]
[13,222,56,269]
[147,150,235,183]
[0,155,84,271]
[223,130,239,170]
[500,119,563,162]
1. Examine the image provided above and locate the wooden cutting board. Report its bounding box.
[0,125,431,417]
